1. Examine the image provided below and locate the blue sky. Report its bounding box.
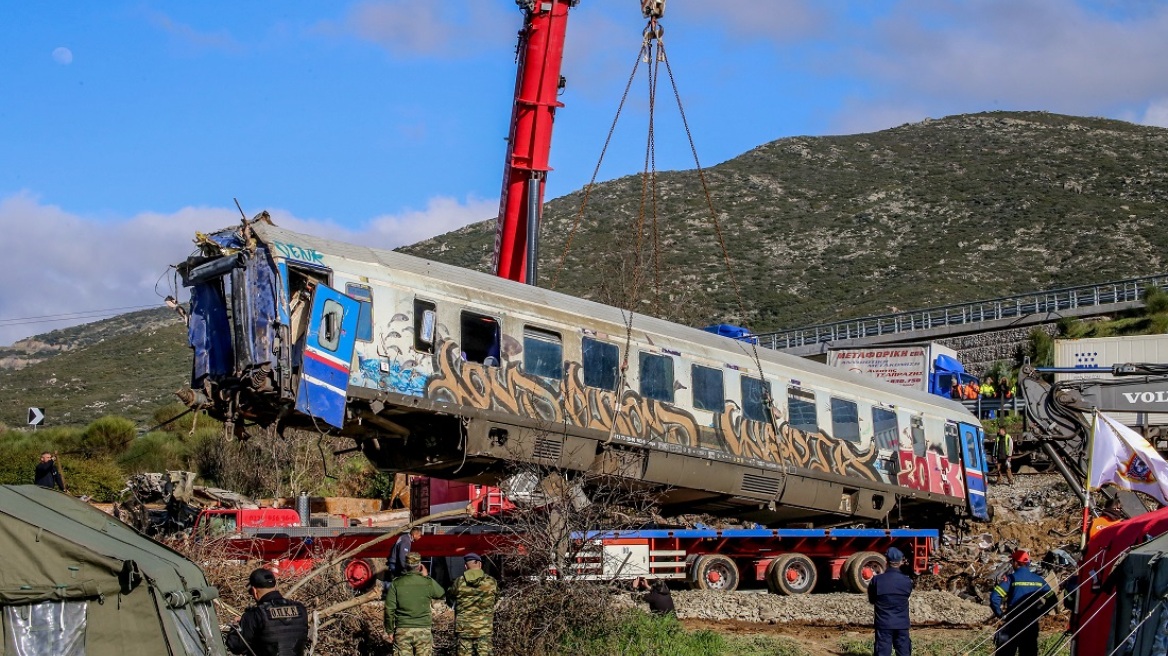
[2,0,1168,345]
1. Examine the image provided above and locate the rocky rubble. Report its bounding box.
[612,588,991,626]
[653,590,991,626]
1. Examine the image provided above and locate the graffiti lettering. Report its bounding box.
[272,240,326,264]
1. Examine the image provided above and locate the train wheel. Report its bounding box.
[692,554,740,592]
[843,551,886,593]
[769,553,817,595]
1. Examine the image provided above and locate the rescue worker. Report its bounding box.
[994,427,1015,485]
[632,577,676,614]
[990,550,1053,656]
[385,552,445,656]
[964,380,980,401]
[388,526,424,581]
[226,568,309,656]
[447,553,499,655]
[980,379,996,400]
[867,547,913,656]
[34,452,66,491]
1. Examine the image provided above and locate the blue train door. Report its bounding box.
[959,422,990,520]
[296,285,359,428]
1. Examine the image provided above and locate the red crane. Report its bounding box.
[492,0,578,284]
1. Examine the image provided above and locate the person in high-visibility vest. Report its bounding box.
[994,427,1015,485]
[980,380,996,399]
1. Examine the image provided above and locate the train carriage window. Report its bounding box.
[692,365,724,412]
[639,352,674,403]
[319,299,343,351]
[460,311,500,365]
[413,299,437,354]
[945,423,961,464]
[872,407,899,451]
[830,398,861,442]
[741,376,771,422]
[345,284,374,342]
[582,337,619,391]
[788,387,818,434]
[911,416,926,457]
[523,327,563,380]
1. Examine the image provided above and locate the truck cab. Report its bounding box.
[193,508,301,539]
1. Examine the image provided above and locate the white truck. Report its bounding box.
[826,342,971,398]
[1053,334,1168,429]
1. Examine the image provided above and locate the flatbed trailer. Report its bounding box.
[564,526,938,594]
[212,521,936,595]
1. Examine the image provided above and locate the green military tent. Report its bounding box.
[0,485,227,656]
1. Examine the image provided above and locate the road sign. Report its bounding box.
[28,407,45,426]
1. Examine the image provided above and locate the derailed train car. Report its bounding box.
[177,218,990,528]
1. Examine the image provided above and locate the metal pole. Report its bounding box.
[525,171,542,285]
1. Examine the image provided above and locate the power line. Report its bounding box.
[0,304,166,327]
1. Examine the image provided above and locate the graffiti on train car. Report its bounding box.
[336,309,964,494]
[419,337,890,485]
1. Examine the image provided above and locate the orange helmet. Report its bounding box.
[1012,550,1030,565]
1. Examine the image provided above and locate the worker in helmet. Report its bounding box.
[990,550,1053,656]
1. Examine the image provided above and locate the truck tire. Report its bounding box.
[769,553,817,595]
[691,554,739,592]
[764,558,781,594]
[843,551,885,593]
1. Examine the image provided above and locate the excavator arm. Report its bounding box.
[1017,364,1156,517]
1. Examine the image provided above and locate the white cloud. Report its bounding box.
[0,192,494,346]
[832,0,1168,124]
[142,9,243,54]
[1137,98,1168,128]
[321,0,514,59]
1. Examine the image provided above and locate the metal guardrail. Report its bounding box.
[756,274,1168,351]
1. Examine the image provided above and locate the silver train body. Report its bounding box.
[178,221,990,527]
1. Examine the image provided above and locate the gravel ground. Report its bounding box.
[617,589,993,626]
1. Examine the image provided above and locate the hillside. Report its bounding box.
[3,110,1167,427]
[402,111,1168,331]
[0,314,189,428]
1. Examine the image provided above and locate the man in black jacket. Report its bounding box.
[34,452,66,491]
[867,547,913,656]
[226,568,308,656]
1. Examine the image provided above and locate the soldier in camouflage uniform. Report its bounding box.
[385,552,445,656]
[447,553,498,656]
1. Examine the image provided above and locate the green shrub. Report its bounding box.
[1144,285,1168,315]
[117,432,193,474]
[58,456,126,502]
[561,611,727,656]
[78,416,136,459]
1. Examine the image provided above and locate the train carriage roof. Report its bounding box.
[251,223,975,418]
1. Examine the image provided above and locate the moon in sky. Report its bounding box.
[52,47,73,65]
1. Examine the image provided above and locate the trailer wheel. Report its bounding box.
[342,557,378,592]
[769,553,817,595]
[843,551,885,593]
[764,558,781,594]
[692,554,739,592]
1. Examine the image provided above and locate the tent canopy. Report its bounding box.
[0,485,226,656]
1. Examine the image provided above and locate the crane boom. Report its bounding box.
[492,0,578,284]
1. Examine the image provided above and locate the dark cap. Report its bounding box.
[885,547,905,563]
[463,552,481,563]
[406,552,422,566]
[248,568,277,589]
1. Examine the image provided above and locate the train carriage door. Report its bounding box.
[295,285,359,428]
[958,422,990,520]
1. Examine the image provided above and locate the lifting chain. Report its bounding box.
[552,3,782,452]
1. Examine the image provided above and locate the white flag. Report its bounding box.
[1089,411,1168,506]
